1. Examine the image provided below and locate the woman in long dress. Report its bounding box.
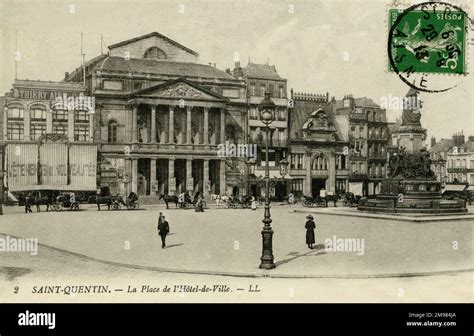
[305,215,316,249]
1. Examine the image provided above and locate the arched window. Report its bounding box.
[143,47,167,60]
[108,120,118,143]
[312,155,327,171]
[30,107,46,121]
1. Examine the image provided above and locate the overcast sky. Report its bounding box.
[1,0,472,141]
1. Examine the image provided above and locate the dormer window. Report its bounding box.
[144,47,167,60]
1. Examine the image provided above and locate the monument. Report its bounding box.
[358,89,467,214]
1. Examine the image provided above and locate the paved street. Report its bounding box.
[0,204,472,277]
[0,244,471,303]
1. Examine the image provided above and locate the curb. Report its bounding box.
[292,209,474,222]
[2,232,472,280]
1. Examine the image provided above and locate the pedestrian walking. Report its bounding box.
[157,214,170,249]
[305,214,316,249]
[215,193,221,209]
[25,193,33,213]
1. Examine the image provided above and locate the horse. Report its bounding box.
[96,195,113,211]
[31,194,53,212]
[325,194,341,207]
[159,194,179,209]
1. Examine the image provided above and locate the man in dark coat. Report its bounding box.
[157,214,170,249]
[305,214,316,249]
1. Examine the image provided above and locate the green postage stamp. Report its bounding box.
[388,2,468,75]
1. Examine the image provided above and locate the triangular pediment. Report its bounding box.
[132,78,226,102]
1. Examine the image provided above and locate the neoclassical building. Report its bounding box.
[65,32,248,197]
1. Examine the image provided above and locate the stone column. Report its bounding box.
[24,108,31,141]
[328,153,336,192]
[303,152,311,195]
[219,159,226,195]
[150,158,157,196]
[186,158,193,192]
[203,159,210,196]
[186,106,192,144]
[131,158,138,194]
[168,158,176,194]
[168,106,174,144]
[220,108,225,144]
[132,104,138,143]
[68,110,75,142]
[203,107,209,145]
[150,105,156,143]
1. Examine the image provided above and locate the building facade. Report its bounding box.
[64,32,248,197]
[0,80,97,193]
[445,134,474,185]
[232,61,289,199]
[287,91,389,198]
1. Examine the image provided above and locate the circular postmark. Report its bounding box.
[388,1,470,93]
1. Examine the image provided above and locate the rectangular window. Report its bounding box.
[134,82,143,91]
[297,154,304,169]
[30,108,46,121]
[75,110,90,123]
[7,123,24,140]
[30,124,46,140]
[74,125,90,142]
[250,83,256,96]
[269,84,274,97]
[260,84,266,96]
[279,86,284,98]
[53,109,68,122]
[7,107,24,120]
[53,124,68,136]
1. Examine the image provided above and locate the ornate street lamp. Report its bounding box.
[258,92,276,269]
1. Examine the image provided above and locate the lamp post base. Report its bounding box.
[259,228,275,269]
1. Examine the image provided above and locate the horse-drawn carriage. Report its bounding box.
[96,193,139,210]
[227,195,252,209]
[159,193,206,209]
[302,195,327,207]
[51,192,80,212]
[342,192,361,207]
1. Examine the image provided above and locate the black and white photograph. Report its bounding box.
[0,0,472,332]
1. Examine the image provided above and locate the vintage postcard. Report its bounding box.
[0,0,472,312]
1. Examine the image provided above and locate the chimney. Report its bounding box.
[64,72,69,80]
[232,61,244,79]
[430,136,436,147]
[452,132,465,147]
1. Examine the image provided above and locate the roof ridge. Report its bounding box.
[108,32,199,56]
